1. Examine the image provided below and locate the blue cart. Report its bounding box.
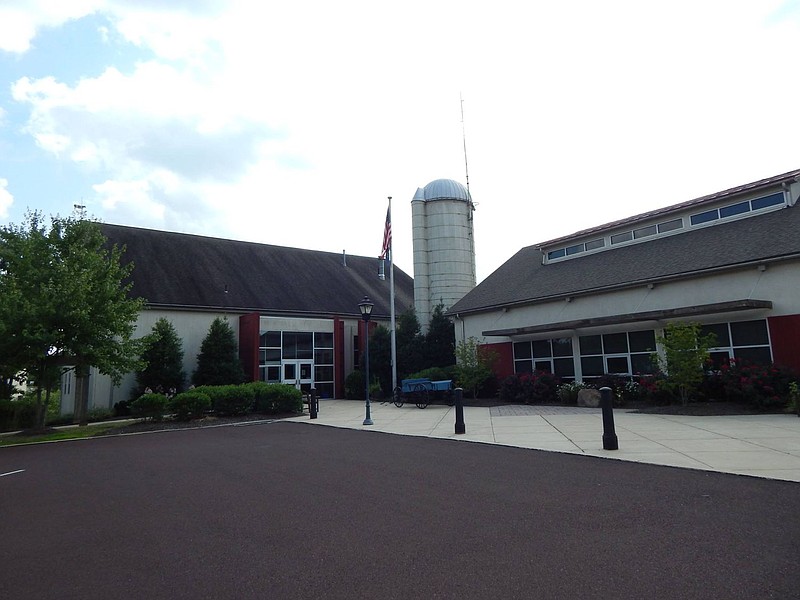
[392,378,453,409]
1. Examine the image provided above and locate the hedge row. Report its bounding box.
[130,382,303,422]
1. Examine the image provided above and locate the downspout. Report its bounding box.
[455,313,466,344]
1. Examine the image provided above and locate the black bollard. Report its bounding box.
[454,387,466,434]
[600,387,618,450]
[309,388,318,420]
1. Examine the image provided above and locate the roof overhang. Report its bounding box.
[482,299,773,338]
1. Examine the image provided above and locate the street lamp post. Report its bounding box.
[358,296,374,426]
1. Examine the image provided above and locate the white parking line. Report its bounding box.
[1,469,25,477]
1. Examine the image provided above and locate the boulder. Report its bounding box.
[577,388,601,408]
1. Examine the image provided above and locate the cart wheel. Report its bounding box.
[392,386,404,408]
[413,383,430,409]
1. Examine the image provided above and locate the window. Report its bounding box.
[547,248,566,260]
[259,330,282,382]
[282,332,313,359]
[730,320,769,346]
[633,225,657,239]
[611,231,633,244]
[514,338,574,380]
[657,218,682,233]
[751,192,783,210]
[719,201,749,218]
[566,244,583,256]
[701,320,772,367]
[585,238,605,251]
[690,209,718,225]
[579,329,656,378]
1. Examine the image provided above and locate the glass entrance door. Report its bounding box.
[282,360,313,393]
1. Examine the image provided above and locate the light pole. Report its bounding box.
[358,296,374,426]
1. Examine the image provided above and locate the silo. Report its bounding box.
[411,178,476,330]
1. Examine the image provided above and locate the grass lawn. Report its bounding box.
[0,422,127,447]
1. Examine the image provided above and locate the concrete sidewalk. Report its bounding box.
[288,399,800,482]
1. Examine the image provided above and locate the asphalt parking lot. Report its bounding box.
[2,421,798,599]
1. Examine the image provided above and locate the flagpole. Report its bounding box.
[388,197,397,394]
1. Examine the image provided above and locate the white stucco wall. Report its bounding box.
[60,309,239,414]
[460,261,800,344]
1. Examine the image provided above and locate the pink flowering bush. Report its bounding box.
[708,360,796,409]
[499,371,560,404]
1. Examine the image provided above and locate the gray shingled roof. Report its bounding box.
[100,224,413,319]
[538,168,800,248]
[449,203,800,315]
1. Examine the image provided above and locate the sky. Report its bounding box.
[0,1,798,283]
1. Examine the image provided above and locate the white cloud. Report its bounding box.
[0,179,14,217]
[3,0,800,279]
[0,0,104,53]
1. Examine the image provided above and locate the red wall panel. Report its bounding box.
[334,317,345,399]
[768,315,800,372]
[238,313,260,382]
[480,341,514,379]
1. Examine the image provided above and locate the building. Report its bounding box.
[449,168,800,381]
[412,178,476,331]
[59,224,414,414]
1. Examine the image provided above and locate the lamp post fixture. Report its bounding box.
[358,295,374,426]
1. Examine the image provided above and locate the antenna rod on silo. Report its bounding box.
[460,93,470,199]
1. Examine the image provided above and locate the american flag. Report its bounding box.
[379,205,391,259]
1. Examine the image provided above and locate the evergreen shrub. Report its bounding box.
[344,371,364,400]
[130,393,168,421]
[194,384,254,416]
[250,383,302,414]
[169,390,211,421]
[407,366,456,382]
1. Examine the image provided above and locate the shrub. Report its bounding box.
[557,381,588,405]
[0,391,62,431]
[0,399,20,431]
[714,360,796,409]
[87,408,114,422]
[193,384,255,416]
[592,374,635,407]
[169,391,211,421]
[498,374,529,403]
[498,371,559,404]
[130,393,168,421]
[407,366,456,382]
[247,381,275,413]
[789,381,800,415]
[345,371,365,400]
[640,376,677,405]
[114,399,132,417]
[250,383,302,414]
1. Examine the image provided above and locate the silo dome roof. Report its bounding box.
[418,179,471,202]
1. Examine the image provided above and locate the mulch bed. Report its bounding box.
[625,400,790,416]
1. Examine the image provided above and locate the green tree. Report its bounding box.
[0,212,144,429]
[424,303,455,368]
[454,337,498,399]
[136,318,185,395]
[367,324,391,395]
[395,308,424,377]
[192,317,245,386]
[654,322,717,406]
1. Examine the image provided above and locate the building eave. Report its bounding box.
[482,299,773,338]
[448,252,800,318]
